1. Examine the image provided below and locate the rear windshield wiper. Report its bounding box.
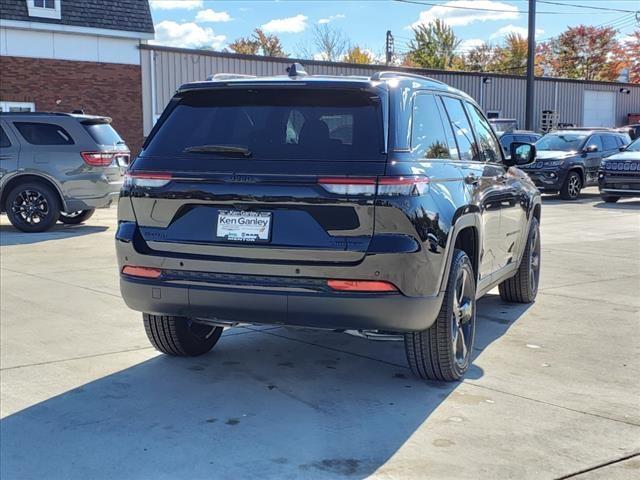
[183,144,252,157]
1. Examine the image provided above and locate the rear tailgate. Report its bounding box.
[127,84,387,264]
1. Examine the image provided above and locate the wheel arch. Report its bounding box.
[439,213,481,293]
[0,173,67,213]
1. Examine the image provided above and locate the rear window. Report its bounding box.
[14,122,74,145]
[144,88,385,161]
[83,122,124,146]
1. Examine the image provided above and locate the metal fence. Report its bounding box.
[140,44,640,136]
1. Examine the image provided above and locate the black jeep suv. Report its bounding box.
[599,137,640,202]
[521,129,630,200]
[116,66,541,381]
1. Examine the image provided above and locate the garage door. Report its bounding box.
[583,90,615,127]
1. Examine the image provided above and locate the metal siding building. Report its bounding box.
[140,45,640,137]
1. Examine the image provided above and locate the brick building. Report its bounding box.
[0,0,154,155]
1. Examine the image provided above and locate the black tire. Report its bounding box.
[5,181,60,233]
[559,171,582,200]
[143,314,223,356]
[59,209,95,224]
[499,217,541,303]
[404,249,476,382]
[601,195,620,203]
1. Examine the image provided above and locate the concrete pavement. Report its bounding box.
[1,188,639,479]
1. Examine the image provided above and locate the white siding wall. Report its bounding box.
[0,27,140,65]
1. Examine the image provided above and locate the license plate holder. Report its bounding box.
[216,210,272,243]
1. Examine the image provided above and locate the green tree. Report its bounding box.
[407,19,461,69]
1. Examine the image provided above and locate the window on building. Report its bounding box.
[14,122,75,145]
[0,102,35,113]
[27,0,61,20]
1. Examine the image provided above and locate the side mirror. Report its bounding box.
[508,142,536,166]
[619,146,626,152]
[583,144,598,153]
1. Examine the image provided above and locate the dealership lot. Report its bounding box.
[0,188,638,479]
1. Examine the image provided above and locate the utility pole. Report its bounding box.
[385,30,394,65]
[525,0,536,130]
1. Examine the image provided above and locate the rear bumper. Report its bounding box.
[65,181,123,211]
[120,276,443,333]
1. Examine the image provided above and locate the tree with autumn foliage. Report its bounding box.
[343,46,375,64]
[228,29,287,57]
[537,25,622,81]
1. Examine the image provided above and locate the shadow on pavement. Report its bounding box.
[0,223,108,246]
[0,294,529,479]
[593,199,640,210]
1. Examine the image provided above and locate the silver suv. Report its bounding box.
[0,112,129,232]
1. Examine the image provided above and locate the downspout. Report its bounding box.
[150,50,157,126]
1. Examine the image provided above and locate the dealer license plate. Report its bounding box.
[216,210,271,242]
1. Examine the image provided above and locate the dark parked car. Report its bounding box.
[499,130,542,158]
[116,66,541,381]
[0,112,129,232]
[599,137,640,202]
[520,129,630,200]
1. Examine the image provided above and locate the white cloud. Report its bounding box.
[490,24,544,39]
[410,1,518,28]
[458,38,485,51]
[150,0,203,10]
[195,9,232,23]
[152,21,226,49]
[261,14,308,33]
[318,14,345,24]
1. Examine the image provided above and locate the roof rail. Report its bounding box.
[370,71,447,85]
[0,111,71,116]
[206,73,257,81]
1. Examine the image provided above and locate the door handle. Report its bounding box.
[464,174,479,185]
[497,174,508,183]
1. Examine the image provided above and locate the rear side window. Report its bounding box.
[411,93,454,159]
[440,97,479,161]
[602,135,617,151]
[0,126,10,147]
[83,123,124,146]
[144,88,385,161]
[14,122,74,145]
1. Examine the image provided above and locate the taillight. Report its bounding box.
[124,172,172,188]
[122,266,162,279]
[317,176,429,196]
[377,176,430,196]
[81,151,116,166]
[318,177,377,195]
[327,279,398,292]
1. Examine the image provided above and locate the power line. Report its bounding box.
[536,1,637,13]
[392,0,635,15]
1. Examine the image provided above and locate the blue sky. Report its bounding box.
[148,1,640,59]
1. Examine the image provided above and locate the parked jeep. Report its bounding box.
[599,137,640,202]
[117,66,542,381]
[520,128,630,200]
[0,112,129,232]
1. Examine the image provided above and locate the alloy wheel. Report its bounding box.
[529,226,541,293]
[568,174,581,198]
[451,267,474,367]
[60,211,83,219]
[10,189,50,225]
